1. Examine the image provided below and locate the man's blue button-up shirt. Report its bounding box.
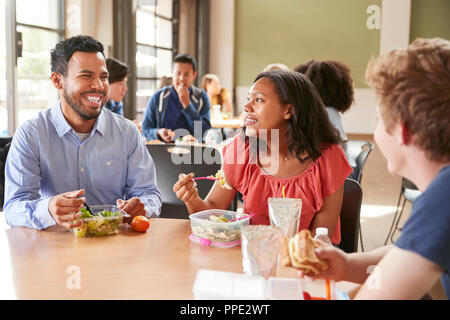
[4,103,162,229]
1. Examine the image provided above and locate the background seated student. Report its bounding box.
[3,35,162,230]
[141,54,211,143]
[174,71,352,244]
[304,38,450,300]
[294,60,354,142]
[201,74,233,115]
[106,57,142,133]
[105,57,129,116]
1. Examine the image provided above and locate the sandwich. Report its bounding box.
[280,229,328,276]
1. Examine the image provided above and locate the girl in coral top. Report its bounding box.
[173,71,352,245]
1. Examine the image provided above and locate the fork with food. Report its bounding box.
[173,169,235,213]
[191,169,232,190]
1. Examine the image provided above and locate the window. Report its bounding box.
[135,0,178,119]
[4,0,64,133]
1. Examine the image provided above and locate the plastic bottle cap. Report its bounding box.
[316,227,329,236]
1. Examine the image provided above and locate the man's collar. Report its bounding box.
[94,107,106,136]
[51,101,106,137]
[51,102,72,137]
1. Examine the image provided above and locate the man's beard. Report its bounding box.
[63,88,105,121]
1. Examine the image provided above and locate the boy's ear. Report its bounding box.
[400,122,413,146]
[284,104,294,120]
[51,72,63,90]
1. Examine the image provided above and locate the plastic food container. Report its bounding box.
[72,205,127,238]
[189,234,242,248]
[189,209,252,247]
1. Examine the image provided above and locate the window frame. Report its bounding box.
[4,0,65,135]
[135,0,180,117]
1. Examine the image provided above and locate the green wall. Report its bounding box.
[234,0,381,88]
[410,0,450,42]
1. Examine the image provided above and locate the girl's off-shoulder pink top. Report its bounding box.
[222,135,352,244]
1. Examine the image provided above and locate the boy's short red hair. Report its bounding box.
[366,38,450,162]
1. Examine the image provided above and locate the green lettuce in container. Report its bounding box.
[72,205,128,237]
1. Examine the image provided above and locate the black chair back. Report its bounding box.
[402,178,418,192]
[343,140,374,183]
[338,178,363,253]
[1,137,13,211]
[384,178,421,244]
[146,144,222,219]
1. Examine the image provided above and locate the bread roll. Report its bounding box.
[280,230,328,276]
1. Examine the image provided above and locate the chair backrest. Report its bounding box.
[343,140,374,184]
[1,137,13,211]
[146,144,222,219]
[338,178,363,253]
[402,178,418,191]
[401,177,421,203]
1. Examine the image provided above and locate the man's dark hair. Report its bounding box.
[174,53,197,72]
[294,60,354,113]
[51,35,105,77]
[250,71,341,162]
[106,58,129,83]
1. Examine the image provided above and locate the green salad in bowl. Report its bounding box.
[72,205,127,237]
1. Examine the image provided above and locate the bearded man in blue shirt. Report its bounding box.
[4,35,162,230]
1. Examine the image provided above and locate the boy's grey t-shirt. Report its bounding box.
[326,107,347,141]
[395,165,450,299]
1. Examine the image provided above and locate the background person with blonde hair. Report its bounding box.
[201,74,233,115]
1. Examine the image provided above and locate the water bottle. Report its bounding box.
[313,227,334,300]
[314,227,332,245]
[212,104,222,121]
[204,129,222,146]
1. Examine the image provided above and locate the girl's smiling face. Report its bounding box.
[243,77,292,138]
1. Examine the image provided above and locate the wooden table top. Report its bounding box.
[0,218,358,300]
[0,219,244,299]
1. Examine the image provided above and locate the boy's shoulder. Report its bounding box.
[423,165,450,201]
[407,165,450,226]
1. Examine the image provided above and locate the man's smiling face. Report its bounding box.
[62,51,109,120]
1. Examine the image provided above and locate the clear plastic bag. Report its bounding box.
[268,198,302,237]
[241,225,283,278]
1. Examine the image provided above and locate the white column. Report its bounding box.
[380,0,411,54]
[209,0,235,111]
[342,0,411,135]
[179,0,197,57]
